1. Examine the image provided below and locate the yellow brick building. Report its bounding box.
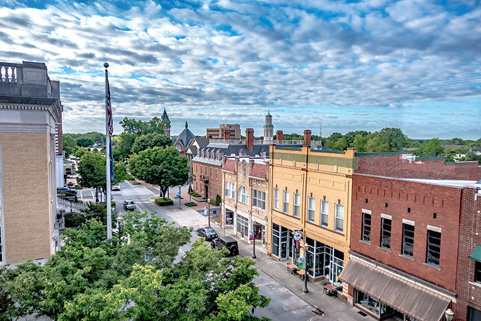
[268,142,357,288]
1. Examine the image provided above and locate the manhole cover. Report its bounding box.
[357,311,368,317]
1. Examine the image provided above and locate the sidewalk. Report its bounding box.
[155,195,371,321]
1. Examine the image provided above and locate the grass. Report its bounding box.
[184,202,197,207]
[131,181,141,185]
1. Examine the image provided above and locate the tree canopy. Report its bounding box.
[131,133,173,154]
[120,117,169,136]
[130,146,188,199]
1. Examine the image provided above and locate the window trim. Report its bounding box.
[361,212,371,242]
[238,186,249,204]
[334,204,344,233]
[426,229,441,266]
[293,193,300,218]
[320,200,329,228]
[283,190,289,214]
[402,223,415,257]
[307,197,315,222]
[253,189,266,210]
[380,217,392,249]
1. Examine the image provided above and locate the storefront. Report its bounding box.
[305,237,344,284]
[271,223,294,260]
[236,213,266,244]
[340,255,453,321]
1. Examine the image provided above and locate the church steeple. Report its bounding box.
[263,104,274,143]
[161,108,171,137]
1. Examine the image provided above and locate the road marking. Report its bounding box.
[255,282,276,287]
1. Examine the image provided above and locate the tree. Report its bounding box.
[131,133,173,154]
[113,133,137,161]
[63,134,78,158]
[414,138,444,157]
[376,128,408,152]
[131,146,188,199]
[120,117,168,136]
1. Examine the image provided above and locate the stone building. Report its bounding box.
[0,61,63,265]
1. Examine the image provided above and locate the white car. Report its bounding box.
[112,184,121,191]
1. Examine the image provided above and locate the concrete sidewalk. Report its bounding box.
[157,196,372,321]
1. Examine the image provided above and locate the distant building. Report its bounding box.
[206,124,241,139]
[161,108,171,137]
[263,111,274,143]
[0,61,63,265]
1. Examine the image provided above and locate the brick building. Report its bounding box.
[206,124,241,139]
[0,61,63,265]
[222,156,269,249]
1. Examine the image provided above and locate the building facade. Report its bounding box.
[0,61,63,265]
[206,124,241,139]
[268,135,357,289]
[222,156,269,249]
[173,122,195,156]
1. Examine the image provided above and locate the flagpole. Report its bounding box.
[105,62,112,240]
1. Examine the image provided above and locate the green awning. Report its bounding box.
[470,246,481,262]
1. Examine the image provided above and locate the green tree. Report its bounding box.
[113,133,137,160]
[376,128,408,152]
[414,138,444,157]
[120,117,168,136]
[63,134,78,158]
[131,133,173,154]
[131,146,188,199]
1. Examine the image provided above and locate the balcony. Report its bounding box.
[200,175,209,183]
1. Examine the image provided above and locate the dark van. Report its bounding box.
[212,236,239,256]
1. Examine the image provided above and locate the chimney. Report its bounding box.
[304,130,311,147]
[246,128,254,151]
[224,130,231,141]
[276,130,283,144]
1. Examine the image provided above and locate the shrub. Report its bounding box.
[131,181,141,185]
[155,198,174,206]
[189,191,201,197]
[184,202,197,207]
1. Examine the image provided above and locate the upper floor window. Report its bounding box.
[475,261,481,283]
[293,193,300,218]
[402,224,415,257]
[253,190,266,210]
[380,218,391,249]
[334,204,344,233]
[321,201,328,227]
[283,190,289,214]
[238,186,249,204]
[225,181,235,199]
[307,197,315,222]
[196,165,198,173]
[210,168,212,178]
[200,166,202,175]
[426,229,441,266]
[274,188,279,210]
[361,212,371,242]
[216,169,218,179]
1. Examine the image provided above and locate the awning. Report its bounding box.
[470,245,481,262]
[339,258,450,321]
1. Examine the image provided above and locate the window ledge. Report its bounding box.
[423,263,441,271]
[399,254,414,261]
[469,281,481,289]
[359,240,371,246]
[378,246,391,253]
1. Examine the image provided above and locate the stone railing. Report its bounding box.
[0,63,21,83]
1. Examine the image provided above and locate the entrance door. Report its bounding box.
[280,228,288,260]
[291,241,300,264]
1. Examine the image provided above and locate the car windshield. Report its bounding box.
[205,228,216,235]
[126,201,134,205]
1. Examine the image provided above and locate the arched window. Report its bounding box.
[237,186,249,204]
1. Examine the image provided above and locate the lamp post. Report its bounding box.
[251,212,256,259]
[208,198,211,228]
[303,243,309,293]
[178,185,182,209]
[445,308,454,321]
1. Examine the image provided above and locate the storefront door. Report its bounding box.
[280,228,289,260]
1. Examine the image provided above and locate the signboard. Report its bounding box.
[293,230,302,241]
[297,257,305,270]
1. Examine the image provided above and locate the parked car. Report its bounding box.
[196,226,218,241]
[112,184,121,191]
[123,200,135,211]
[211,236,239,256]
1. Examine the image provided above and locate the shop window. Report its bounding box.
[293,193,300,218]
[361,212,371,242]
[321,200,328,227]
[426,229,441,266]
[283,190,289,214]
[380,218,391,249]
[238,186,249,204]
[236,214,248,237]
[272,224,280,257]
[253,189,266,210]
[356,290,390,317]
[307,197,315,222]
[335,204,344,233]
[475,261,481,283]
[402,224,415,257]
[274,188,279,210]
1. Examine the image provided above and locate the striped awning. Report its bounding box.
[339,258,450,321]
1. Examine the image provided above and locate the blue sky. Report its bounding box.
[1,0,480,139]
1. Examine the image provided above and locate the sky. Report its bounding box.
[1,0,480,140]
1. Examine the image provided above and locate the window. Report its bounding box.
[402,224,415,257]
[283,190,289,214]
[205,166,207,176]
[293,193,300,218]
[210,168,212,177]
[274,188,279,210]
[321,201,328,227]
[361,212,371,242]
[238,186,249,204]
[475,261,481,283]
[216,169,218,179]
[196,165,198,173]
[380,218,391,249]
[225,181,235,198]
[237,214,249,237]
[253,189,266,210]
[307,197,315,222]
[335,204,344,233]
[426,229,441,266]
[200,166,202,175]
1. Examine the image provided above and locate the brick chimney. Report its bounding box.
[276,130,283,144]
[223,130,231,141]
[304,130,311,147]
[246,128,254,151]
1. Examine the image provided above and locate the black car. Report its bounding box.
[196,227,218,241]
[212,236,239,256]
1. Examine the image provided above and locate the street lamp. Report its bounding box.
[445,308,454,321]
[252,214,256,259]
[178,185,182,209]
[303,243,309,293]
[208,198,211,228]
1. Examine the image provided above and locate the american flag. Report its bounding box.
[106,73,113,136]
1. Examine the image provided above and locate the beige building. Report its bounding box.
[222,156,269,250]
[206,124,241,139]
[0,61,63,265]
